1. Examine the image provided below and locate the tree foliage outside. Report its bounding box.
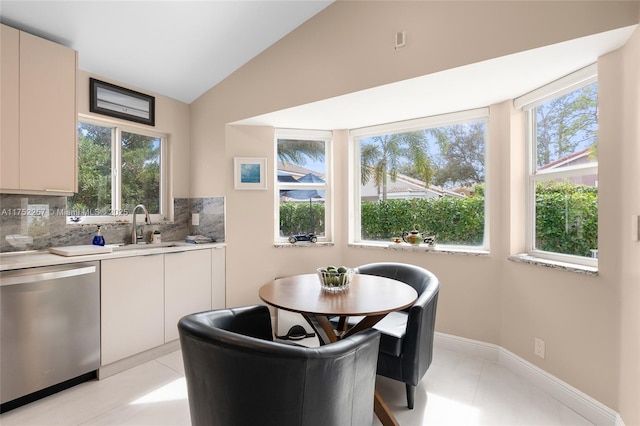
[360,121,486,198]
[121,131,161,214]
[428,121,486,188]
[279,202,325,235]
[68,123,111,214]
[535,182,598,257]
[279,182,597,255]
[354,182,597,255]
[361,185,485,245]
[69,122,161,216]
[360,131,433,200]
[535,82,598,167]
[277,139,325,168]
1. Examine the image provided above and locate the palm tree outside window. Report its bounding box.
[351,109,488,247]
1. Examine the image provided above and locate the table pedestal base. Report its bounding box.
[302,313,400,426]
[374,390,399,426]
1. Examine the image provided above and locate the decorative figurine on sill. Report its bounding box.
[423,235,437,247]
[402,228,424,245]
[402,228,436,246]
[288,233,318,244]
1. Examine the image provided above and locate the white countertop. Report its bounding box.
[0,242,225,271]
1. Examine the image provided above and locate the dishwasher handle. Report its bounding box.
[0,265,97,287]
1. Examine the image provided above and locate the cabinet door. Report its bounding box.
[19,31,76,193]
[164,250,212,342]
[101,255,164,365]
[211,247,226,309]
[0,25,20,189]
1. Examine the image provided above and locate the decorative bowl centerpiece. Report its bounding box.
[317,266,354,293]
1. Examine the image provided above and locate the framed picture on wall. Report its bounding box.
[89,78,155,126]
[234,157,267,190]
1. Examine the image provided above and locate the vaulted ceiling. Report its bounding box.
[0,1,333,104]
[1,2,636,130]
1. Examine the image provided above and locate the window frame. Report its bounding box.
[70,115,169,225]
[274,128,333,244]
[517,64,598,268]
[349,108,490,250]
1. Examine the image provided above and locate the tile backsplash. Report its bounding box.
[0,194,225,253]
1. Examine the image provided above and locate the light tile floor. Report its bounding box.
[1,347,594,426]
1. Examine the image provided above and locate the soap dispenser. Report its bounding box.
[92,225,105,246]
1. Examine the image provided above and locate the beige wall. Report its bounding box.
[77,70,191,200]
[189,1,640,423]
[600,27,640,425]
[190,0,638,197]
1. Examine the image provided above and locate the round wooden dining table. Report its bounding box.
[259,273,418,426]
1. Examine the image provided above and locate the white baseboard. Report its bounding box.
[98,340,180,380]
[434,332,623,426]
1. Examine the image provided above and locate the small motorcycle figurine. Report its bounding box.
[402,229,436,246]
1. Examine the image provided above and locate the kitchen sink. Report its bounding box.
[110,242,184,251]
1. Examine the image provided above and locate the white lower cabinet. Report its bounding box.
[164,249,212,341]
[100,247,225,366]
[211,246,226,309]
[101,255,165,366]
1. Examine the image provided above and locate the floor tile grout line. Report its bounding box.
[469,359,486,408]
[153,358,185,376]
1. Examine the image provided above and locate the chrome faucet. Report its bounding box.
[131,204,151,244]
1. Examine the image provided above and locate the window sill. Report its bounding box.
[348,242,489,256]
[508,254,598,276]
[274,242,334,248]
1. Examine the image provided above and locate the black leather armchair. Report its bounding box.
[355,262,440,409]
[178,305,381,426]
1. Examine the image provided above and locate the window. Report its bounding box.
[350,109,488,248]
[516,64,598,266]
[275,129,332,243]
[67,117,168,223]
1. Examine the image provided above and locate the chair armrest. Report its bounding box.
[403,287,439,382]
[178,305,274,342]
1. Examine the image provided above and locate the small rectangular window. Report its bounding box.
[275,130,331,244]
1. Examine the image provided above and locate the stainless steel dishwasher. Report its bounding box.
[0,261,100,412]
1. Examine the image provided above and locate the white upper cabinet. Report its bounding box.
[0,24,77,194]
[1,25,20,189]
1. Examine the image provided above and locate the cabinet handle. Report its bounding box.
[45,188,72,193]
[1,265,96,287]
